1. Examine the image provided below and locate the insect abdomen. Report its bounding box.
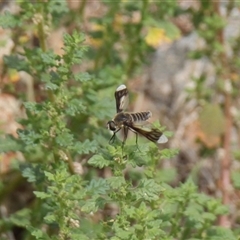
[130,111,152,122]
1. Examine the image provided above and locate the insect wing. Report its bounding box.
[116,126,129,142]
[115,84,129,113]
[129,121,168,144]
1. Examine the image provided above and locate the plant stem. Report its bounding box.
[37,18,46,52]
[37,5,55,103]
[66,151,75,175]
[79,0,87,18]
[125,0,149,77]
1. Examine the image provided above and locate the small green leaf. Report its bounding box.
[18,129,41,145]
[45,82,59,91]
[22,167,36,183]
[41,51,58,66]
[34,191,51,199]
[88,154,111,168]
[30,229,45,239]
[58,65,69,74]
[202,212,216,222]
[207,227,236,240]
[48,0,69,15]
[87,179,110,195]
[113,226,133,239]
[133,179,164,201]
[0,11,19,28]
[160,148,179,159]
[74,72,92,82]
[23,102,38,111]
[44,171,55,181]
[44,214,56,224]
[8,209,31,227]
[107,176,126,189]
[65,99,86,116]
[27,226,50,240]
[55,131,74,147]
[81,199,99,213]
[184,205,203,223]
[4,55,29,71]
[73,140,98,154]
[0,135,22,153]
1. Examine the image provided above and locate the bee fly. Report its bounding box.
[107,84,168,148]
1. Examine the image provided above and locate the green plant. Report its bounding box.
[0,1,238,239]
[188,1,240,228]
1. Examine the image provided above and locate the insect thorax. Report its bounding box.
[113,112,131,125]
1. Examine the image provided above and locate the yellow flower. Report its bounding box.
[19,34,29,44]
[145,27,171,48]
[87,36,103,48]
[9,69,20,82]
[88,24,105,48]
[113,14,124,32]
[91,23,105,32]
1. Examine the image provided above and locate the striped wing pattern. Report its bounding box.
[131,125,163,143]
[115,85,129,113]
[127,121,168,144]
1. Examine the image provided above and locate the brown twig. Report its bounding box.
[213,0,232,228]
[220,87,232,228]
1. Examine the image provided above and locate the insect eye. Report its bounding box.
[107,121,116,131]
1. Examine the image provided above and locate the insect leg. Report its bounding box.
[109,133,116,144]
[129,128,141,152]
[135,133,141,152]
[121,127,128,155]
[109,128,121,144]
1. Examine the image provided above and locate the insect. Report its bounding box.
[107,84,168,148]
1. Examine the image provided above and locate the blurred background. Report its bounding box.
[1,0,240,238]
